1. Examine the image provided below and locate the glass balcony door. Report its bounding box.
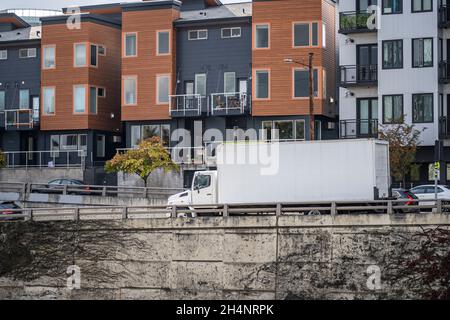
[357,98,378,136]
[357,44,378,82]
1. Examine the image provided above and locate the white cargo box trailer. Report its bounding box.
[167,139,390,207]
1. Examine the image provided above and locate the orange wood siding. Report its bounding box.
[121,8,179,122]
[252,0,336,117]
[40,21,122,132]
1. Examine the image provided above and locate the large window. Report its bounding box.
[124,33,137,57]
[255,70,269,99]
[43,87,55,115]
[188,30,208,40]
[412,0,432,12]
[89,86,97,114]
[412,38,433,68]
[294,69,319,98]
[255,24,269,49]
[382,0,403,14]
[157,31,170,55]
[413,93,433,123]
[224,72,236,93]
[0,91,5,111]
[19,48,36,59]
[293,22,319,47]
[221,27,241,39]
[262,120,305,141]
[73,85,86,113]
[74,43,87,67]
[157,75,170,104]
[123,76,137,106]
[43,45,55,69]
[131,124,170,147]
[382,40,403,69]
[19,90,29,109]
[383,95,403,124]
[195,73,207,96]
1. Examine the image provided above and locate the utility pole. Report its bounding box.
[284,53,315,140]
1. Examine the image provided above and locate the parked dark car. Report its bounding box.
[0,202,22,221]
[34,179,90,195]
[392,188,420,213]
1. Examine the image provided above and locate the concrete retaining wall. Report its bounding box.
[1,214,450,300]
[0,168,84,184]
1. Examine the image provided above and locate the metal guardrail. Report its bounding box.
[210,92,249,115]
[1,199,449,222]
[339,65,378,86]
[2,150,86,169]
[340,119,378,139]
[0,181,185,197]
[169,94,204,116]
[339,11,376,34]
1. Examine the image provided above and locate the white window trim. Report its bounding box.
[221,27,241,39]
[195,73,207,96]
[73,85,87,114]
[156,74,171,104]
[123,76,137,106]
[42,45,56,69]
[255,24,270,49]
[224,72,236,93]
[0,50,7,60]
[19,48,37,58]
[124,33,137,57]
[157,30,171,55]
[43,87,55,115]
[188,29,208,41]
[74,43,87,67]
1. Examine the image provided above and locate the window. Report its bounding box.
[382,0,403,14]
[188,30,208,40]
[43,46,55,69]
[224,72,236,93]
[383,95,403,123]
[293,22,319,47]
[19,90,29,109]
[74,43,87,67]
[412,0,432,12]
[322,23,326,48]
[123,76,137,105]
[131,124,171,147]
[73,85,86,113]
[157,75,170,104]
[0,91,5,111]
[98,45,106,56]
[124,33,137,57]
[90,44,98,67]
[255,24,269,49]
[0,50,7,60]
[195,73,207,96]
[413,93,433,123]
[294,69,319,98]
[60,134,78,150]
[157,31,170,55]
[412,38,433,68]
[98,87,106,98]
[382,40,403,69]
[255,70,269,99]
[89,86,97,114]
[221,27,241,38]
[43,87,55,115]
[262,120,305,141]
[193,174,211,190]
[96,135,105,157]
[50,135,60,152]
[19,48,36,58]
[131,125,141,147]
[78,134,87,151]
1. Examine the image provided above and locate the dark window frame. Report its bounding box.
[382,94,404,124]
[356,0,378,12]
[411,0,433,13]
[382,39,403,69]
[412,93,434,123]
[412,37,433,68]
[382,0,403,14]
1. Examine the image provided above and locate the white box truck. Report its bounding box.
[167,139,390,207]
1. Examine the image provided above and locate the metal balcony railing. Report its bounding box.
[2,150,86,169]
[2,109,38,130]
[340,119,379,139]
[339,11,377,34]
[339,65,378,87]
[439,117,450,139]
[169,94,205,117]
[439,61,450,83]
[210,92,249,115]
[439,5,450,28]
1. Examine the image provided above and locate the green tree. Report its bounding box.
[105,137,179,188]
[379,121,423,186]
[0,150,6,169]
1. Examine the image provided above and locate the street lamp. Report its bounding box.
[284,53,315,141]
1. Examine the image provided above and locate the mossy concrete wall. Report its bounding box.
[1,214,450,300]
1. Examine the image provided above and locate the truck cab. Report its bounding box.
[167,171,218,206]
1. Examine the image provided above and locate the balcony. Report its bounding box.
[439,117,450,139]
[210,92,250,116]
[439,61,450,84]
[339,11,377,34]
[169,94,207,118]
[439,5,450,28]
[0,109,38,130]
[340,119,379,139]
[339,65,378,87]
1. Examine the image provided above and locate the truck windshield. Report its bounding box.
[193,175,211,190]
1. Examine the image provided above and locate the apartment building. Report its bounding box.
[39,9,123,167]
[338,0,444,184]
